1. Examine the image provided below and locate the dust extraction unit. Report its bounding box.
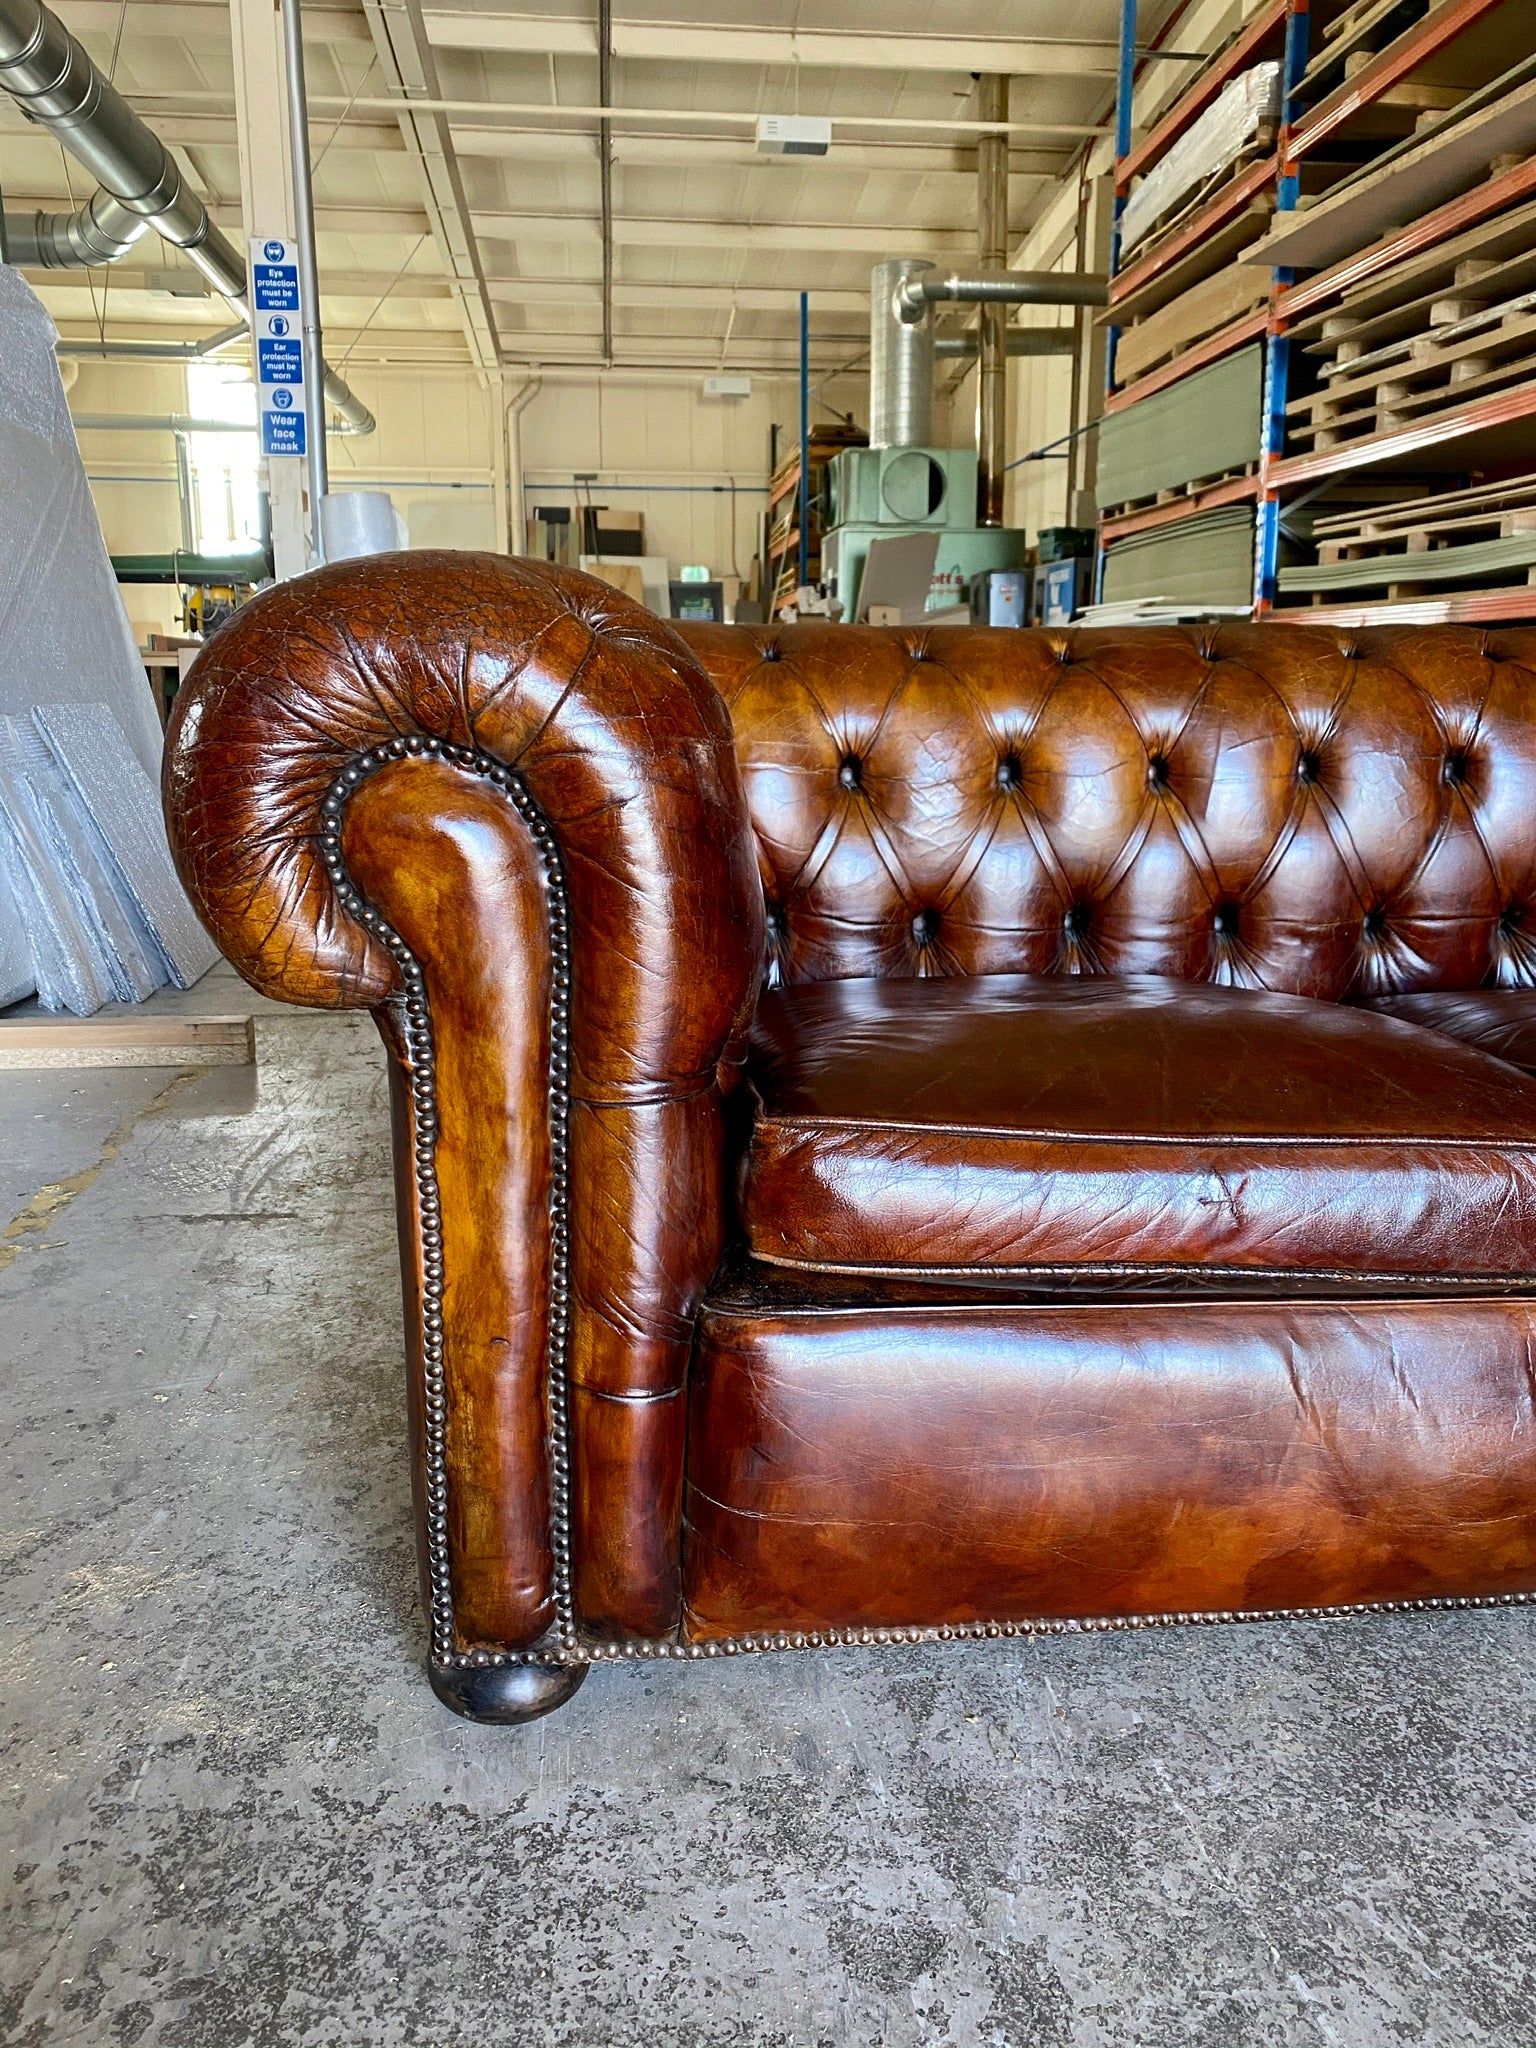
[821,80,1107,626]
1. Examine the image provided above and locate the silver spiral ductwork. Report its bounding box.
[4,188,152,267]
[894,270,1110,323]
[0,0,374,434]
[934,330,1077,358]
[869,257,935,450]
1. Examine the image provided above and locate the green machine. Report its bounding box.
[821,445,1027,619]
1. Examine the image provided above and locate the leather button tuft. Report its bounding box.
[1213,904,1240,937]
[1501,906,1525,935]
[761,642,782,663]
[1064,904,1091,940]
[1147,754,1169,789]
[996,754,1021,791]
[1364,907,1388,940]
[912,909,940,946]
[838,755,863,791]
[1298,750,1320,785]
[1443,750,1469,788]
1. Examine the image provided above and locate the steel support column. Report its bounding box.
[281,0,328,556]
[798,291,809,592]
[599,0,613,365]
[229,0,306,577]
[976,74,1010,526]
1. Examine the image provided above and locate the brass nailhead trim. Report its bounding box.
[325,740,1536,1680]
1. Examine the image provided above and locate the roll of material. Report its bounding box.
[319,490,405,561]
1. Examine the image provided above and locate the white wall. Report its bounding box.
[516,369,871,581]
[74,354,875,610]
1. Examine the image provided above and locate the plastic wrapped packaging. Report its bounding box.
[0,702,218,1015]
[0,837,35,1009]
[321,490,406,561]
[33,703,219,989]
[0,716,119,1013]
[1121,63,1282,256]
[0,266,164,781]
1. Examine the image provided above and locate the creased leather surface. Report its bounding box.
[164,553,765,1641]
[741,973,1536,1279]
[678,620,1536,998]
[347,761,556,1647]
[684,1295,1536,1634]
[1362,987,1536,1072]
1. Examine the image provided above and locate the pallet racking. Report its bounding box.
[1100,0,1536,624]
[763,424,868,614]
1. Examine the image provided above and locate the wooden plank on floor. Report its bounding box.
[0,1015,256,1069]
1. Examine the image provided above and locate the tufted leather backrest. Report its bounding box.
[676,619,1536,1002]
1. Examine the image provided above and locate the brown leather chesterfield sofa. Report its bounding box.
[164,552,1536,1723]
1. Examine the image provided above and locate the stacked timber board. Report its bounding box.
[1101,507,1258,608]
[1279,472,1536,595]
[1270,0,1536,619]
[1099,0,1299,616]
[1097,347,1266,514]
[1104,0,1536,624]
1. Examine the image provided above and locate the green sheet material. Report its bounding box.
[1279,531,1536,594]
[1097,346,1266,507]
[1101,505,1257,608]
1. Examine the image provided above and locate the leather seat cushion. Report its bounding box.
[1360,988,1536,1073]
[741,973,1536,1281]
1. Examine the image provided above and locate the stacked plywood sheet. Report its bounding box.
[1097,347,1266,511]
[1100,506,1257,608]
[1278,472,1536,598]
[1114,267,1273,386]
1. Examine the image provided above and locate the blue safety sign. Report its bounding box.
[251,234,309,463]
[261,409,307,456]
[252,262,299,312]
[257,337,304,383]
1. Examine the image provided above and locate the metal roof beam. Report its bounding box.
[360,0,501,366]
[422,13,1137,77]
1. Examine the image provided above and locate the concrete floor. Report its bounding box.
[3,1007,1535,2048]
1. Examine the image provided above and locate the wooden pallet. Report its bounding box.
[1287,287,1536,449]
[1099,463,1258,519]
[1299,0,1431,96]
[1311,468,1536,550]
[1318,464,1536,528]
[1282,469,1536,595]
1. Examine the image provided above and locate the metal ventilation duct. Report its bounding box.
[893,271,1110,321]
[0,0,374,434]
[869,258,935,450]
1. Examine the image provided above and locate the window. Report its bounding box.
[185,360,262,556]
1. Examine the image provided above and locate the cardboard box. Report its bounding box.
[585,561,646,604]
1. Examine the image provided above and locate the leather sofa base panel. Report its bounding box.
[683,1292,1536,1638]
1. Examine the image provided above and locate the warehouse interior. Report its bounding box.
[6,1,1536,2041]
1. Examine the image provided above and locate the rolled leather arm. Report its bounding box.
[164,553,764,1673]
